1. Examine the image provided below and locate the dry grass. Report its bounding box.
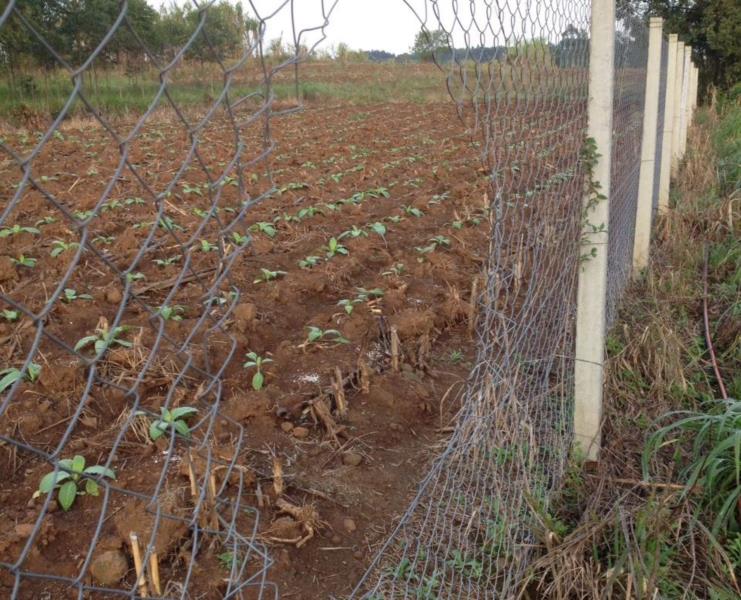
[522,102,740,599]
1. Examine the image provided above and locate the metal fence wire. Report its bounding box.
[0,1,666,598]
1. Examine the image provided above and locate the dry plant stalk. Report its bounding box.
[468,276,479,335]
[129,532,149,597]
[148,550,162,596]
[311,397,341,446]
[272,457,284,497]
[333,366,347,417]
[358,357,371,394]
[273,498,322,548]
[390,326,400,371]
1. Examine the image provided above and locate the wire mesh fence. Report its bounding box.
[0,1,670,598]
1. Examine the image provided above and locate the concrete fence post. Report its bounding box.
[573,0,615,459]
[657,33,678,212]
[679,45,692,157]
[632,17,663,274]
[671,40,685,174]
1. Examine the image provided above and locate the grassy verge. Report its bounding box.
[524,93,740,598]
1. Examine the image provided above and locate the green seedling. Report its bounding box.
[447,550,484,579]
[324,238,348,258]
[403,205,424,218]
[140,406,198,441]
[338,226,367,240]
[0,363,41,393]
[254,268,287,284]
[231,232,249,246]
[430,235,451,248]
[50,240,80,257]
[35,455,115,511]
[74,323,133,355]
[154,256,180,267]
[298,256,322,269]
[102,200,123,211]
[303,326,350,347]
[94,235,115,245]
[296,206,322,220]
[368,222,387,237]
[35,216,57,227]
[157,305,185,321]
[324,202,342,212]
[243,352,273,391]
[385,215,404,224]
[12,255,36,268]
[198,240,217,252]
[73,209,94,221]
[382,263,406,277]
[429,192,450,205]
[158,216,184,232]
[452,220,464,230]
[250,222,277,238]
[449,349,464,364]
[2,309,19,321]
[182,183,203,196]
[192,207,209,218]
[0,224,40,237]
[218,551,239,571]
[367,187,390,198]
[62,288,92,303]
[355,288,384,303]
[124,197,145,206]
[125,272,145,283]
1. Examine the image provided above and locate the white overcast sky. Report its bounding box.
[153,1,590,55]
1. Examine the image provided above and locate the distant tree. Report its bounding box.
[555,25,589,68]
[623,0,740,95]
[411,28,450,61]
[507,38,555,68]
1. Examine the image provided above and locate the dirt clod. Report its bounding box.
[342,517,357,533]
[280,421,294,433]
[342,452,363,467]
[90,549,128,586]
[292,426,309,439]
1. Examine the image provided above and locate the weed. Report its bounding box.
[449,349,464,364]
[50,240,81,257]
[35,455,115,511]
[154,256,180,267]
[250,221,278,238]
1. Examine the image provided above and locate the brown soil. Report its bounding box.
[0,101,494,598]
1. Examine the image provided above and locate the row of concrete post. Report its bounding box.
[574,10,700,460]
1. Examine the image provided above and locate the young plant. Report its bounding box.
[74,322,133,355]
[125,272,145,283]
[298,255,322,269]
[154,256,180,267]
[253,268,287,284]
[303,326,350,347]
[250,221,278,238]
[403,205,424,218]
[141,406,198,441]
[0,363,41,393]
[35,216,57,227]
[62,288,92,303]
[35,456,115,511]
[157,305,185,321]
[0,224,40,237]
[12,255,36,268]
[198,239,217,252]
[382,263,406,277]
[296,206,322,220]
[368,222,387,237]
[158,216,184,232]
[242,352,273,391]
[1,309,19,322]
[449,349,464,364]
[124,197,145,206]
[338,225,367,240]
[324,237,348,258]
[231,231,249,246]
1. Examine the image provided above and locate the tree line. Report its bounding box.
[0,0,259,73]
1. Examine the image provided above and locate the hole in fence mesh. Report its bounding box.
[0,1,654,598]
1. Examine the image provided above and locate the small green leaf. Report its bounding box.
[38,470,70,493]
[173,419,191,437]
[252,371,264,391]
[85,479,99,496]
[58,480,78,510]
[84,465,116,480]
[170,407,197,420]
[150,421,167,440]
[71,455,85,474]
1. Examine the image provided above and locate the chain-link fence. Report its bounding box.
[0,1,675,598]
